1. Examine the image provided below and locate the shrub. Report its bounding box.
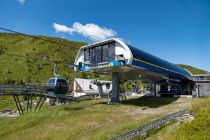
[170,98,210,140]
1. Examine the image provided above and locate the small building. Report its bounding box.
[192,74,210,97]
[73,78,112,97]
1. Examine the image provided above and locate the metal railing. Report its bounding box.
[0,84,46,92]
[110,109,188,140]
[0,84,74,115]
[0,84,104,115]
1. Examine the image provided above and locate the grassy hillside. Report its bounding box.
[147,98,210,140]
[170,98,210,140]
[0,33,90,83]
[177,64,209,75]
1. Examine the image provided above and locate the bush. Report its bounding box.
[7,69,12,74]
[170,98,210,140]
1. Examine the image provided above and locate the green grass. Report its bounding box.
[146,121,179,140]
[0,32,89,83]
[177,64,209,74]
[0,96,16,110]
[0,97,196,140]
[170,98,210,140]
[147,98,210,140]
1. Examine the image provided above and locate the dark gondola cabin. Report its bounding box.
[46,76,68,98]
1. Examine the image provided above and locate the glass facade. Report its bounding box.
[95,46,102,63]
[102,44,109,62]
[84,48,90,62]
[83,42,115,64]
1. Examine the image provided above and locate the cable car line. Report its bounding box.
[2,52,75,65]
[0,27,108,100]
[0,27,79,66]
[0,27,87,104]
[0,29,110,74]
[0,27,79,50]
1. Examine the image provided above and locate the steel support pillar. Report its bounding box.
[110,72,120,103]
[26,95,32,112]
[13,95,23,115]
[13,95,22,115]
[27,95,30,112]
[34,97,43,111]
[16,96,24,114]
[30,95,32,111]
[38,97,46,110]
[34,96,46,111]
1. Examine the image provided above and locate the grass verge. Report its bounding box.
[0,97,197,140]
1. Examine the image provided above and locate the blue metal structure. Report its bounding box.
[75,38,192,82]
[128,45,192,81]
[74,38,194,99]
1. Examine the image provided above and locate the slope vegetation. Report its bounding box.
[0,33,86,83]
[177,64,209,75]
[170,98,210,140]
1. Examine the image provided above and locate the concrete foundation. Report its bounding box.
[111,72,120,103]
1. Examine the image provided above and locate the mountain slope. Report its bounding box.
[0,33,86,83]
[177,64,209,75]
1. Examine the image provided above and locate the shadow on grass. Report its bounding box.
[63,106,84,111]
[122,96,179,108]
[94,101,109,105]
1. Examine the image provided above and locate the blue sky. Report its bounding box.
[1,0,210,71]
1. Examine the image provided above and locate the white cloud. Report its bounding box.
[17,0,26,5]
[53,23,73,33]
[53,22,116,41]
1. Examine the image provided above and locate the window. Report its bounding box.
[83,42,115,63]
[57,79,67,85]
[84,48,90,61]
[48,79,55,84]
[90,47,96,63]
[95,46,102,63]
[108,42,115,61]
[102,45,109,62]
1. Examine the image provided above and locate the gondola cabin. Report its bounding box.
[46,76,68,98]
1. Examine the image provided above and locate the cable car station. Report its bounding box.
[74,38,195,103]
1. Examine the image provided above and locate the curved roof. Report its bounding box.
[74,38,192,81]
[127,44,192,79]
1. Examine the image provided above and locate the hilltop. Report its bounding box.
[177,64,209,75]
[0,32,208,84]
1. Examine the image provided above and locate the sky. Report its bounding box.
[0,0,210,71]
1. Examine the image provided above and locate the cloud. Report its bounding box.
[53,23,72,33]
[17,0,26,5]
[53,22,116,41]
